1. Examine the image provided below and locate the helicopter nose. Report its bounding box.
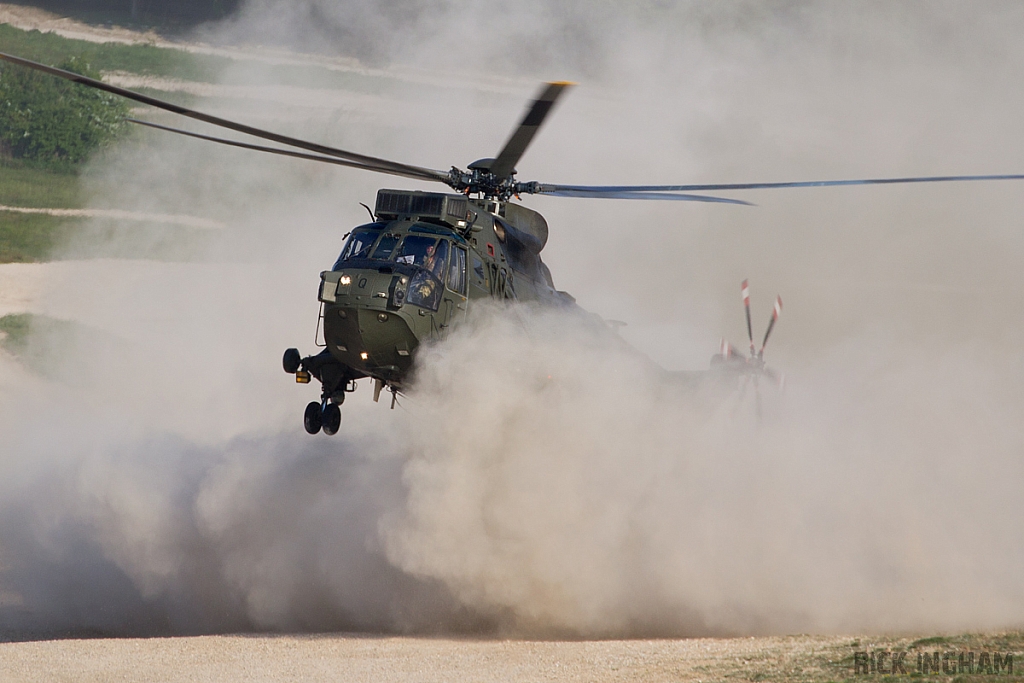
[322,302,418,380]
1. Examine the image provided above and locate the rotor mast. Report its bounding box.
[447,81,575,201]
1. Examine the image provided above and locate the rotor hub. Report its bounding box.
[448,166,526,201]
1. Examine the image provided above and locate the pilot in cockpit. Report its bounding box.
[425,241,449,278]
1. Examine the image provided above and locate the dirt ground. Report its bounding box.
[0,633,860,683]
[0,3,168,47]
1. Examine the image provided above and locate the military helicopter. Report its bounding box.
[4,51,1024,435]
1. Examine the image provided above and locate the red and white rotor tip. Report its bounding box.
[720,337,739,358]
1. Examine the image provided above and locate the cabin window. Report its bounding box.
[472,256,485,281]
[447,246,467,295]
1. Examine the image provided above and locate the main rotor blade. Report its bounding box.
[489,81,574,180]
[534,173,1024,195]
[537,189,752,205]
[128,119,442,182]
[0,51,450,185]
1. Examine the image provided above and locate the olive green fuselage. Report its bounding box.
[308,193,570,397]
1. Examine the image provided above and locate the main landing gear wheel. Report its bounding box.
[322,402,342,435]
[303,401,322,434]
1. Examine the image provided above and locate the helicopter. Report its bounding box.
[4,51,1024,435]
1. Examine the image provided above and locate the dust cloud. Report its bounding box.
[1,2,1024,638]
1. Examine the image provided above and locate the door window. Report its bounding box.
[447,246,467,295]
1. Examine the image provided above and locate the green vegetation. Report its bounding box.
[0,23,381,95]
[815,632,1024,683]
[0,156,87,264]
[20,0,241,26]
[910,636,952,648]
[0,25,225,263]
[0,312,32,357]
[0,158,81,208]
[0,312,101,379]
[0,211,80,262]
[0,24,229,82]
[0,56,130,164]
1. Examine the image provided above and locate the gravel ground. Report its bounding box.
[0,634,853,683]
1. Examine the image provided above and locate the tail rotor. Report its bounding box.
[742,279,755,359]
[711,280,786,415]
[759,295,782,360]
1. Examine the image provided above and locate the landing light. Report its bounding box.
[339,274,352,286]
[360,352,369,360]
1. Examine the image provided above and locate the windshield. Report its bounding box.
[395,235,437,267]
[372,233,400,260]
[333,228,456,281]
[334,228,379,269]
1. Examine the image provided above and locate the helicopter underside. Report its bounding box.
[284,302,422,430]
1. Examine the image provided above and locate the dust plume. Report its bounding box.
[2,2,1024,638]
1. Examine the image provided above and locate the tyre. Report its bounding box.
[322,402,342,435]
[303,401,322,434]
[283,348,301,374]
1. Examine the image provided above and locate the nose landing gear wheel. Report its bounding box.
[283,348,301,374]
[322,402,342,435]
[303,401,322,434]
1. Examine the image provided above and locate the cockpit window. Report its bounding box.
[395,235,440,268]
[334,228,379,269]
[372,233,400,260]
[399,238,451,311]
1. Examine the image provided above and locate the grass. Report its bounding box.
[7,1,237,31]
[0,20,383,266]
[745,634,1024,683]
[0,158,81,208]
[131,86,200,109]
[0,312,105,378]
[910,636,952,648]
[0,151,217,264]
[0,312,31,356]
[0,23,230,82]
[0,211,80,262]
[691,632,1024,683]
[0,22,389,96]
